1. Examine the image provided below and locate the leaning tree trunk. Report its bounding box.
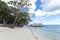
[13,12,17,26]
[13,0,18,26]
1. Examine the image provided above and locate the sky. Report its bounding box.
[2,0,60,25]
[28,0,60,25]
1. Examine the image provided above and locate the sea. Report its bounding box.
[29,25,60,40]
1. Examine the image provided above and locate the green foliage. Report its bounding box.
[8,0,32,26]
[0,1,13,23]
[0,0,31,27]
[10,6,31,25]
[16,12,31,25]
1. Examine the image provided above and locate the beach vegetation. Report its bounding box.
[0,0,31,27]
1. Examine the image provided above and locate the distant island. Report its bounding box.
[29,23,44,27]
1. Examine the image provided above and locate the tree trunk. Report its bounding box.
[3,19,6,26]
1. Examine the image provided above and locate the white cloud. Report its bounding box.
[34,0,60,17]
[34,9,60,17]
[41,0,60,11]
[2,0,10,2]
[2,0,15,2]
[47,10,60,17]
[47,0,60,11]
[28,0,37,14]
[34,9,47,17]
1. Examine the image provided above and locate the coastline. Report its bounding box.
[0,26,55,40]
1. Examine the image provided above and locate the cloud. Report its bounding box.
[41,0,60,11]
[34,9,47,17]
[28,0,37,14]
[47,10,60,17]
[29,17,41,24]
[34,0,60,17]
[2,0,60,17]
[29,0,60,24]
[2,0,10,2]
[34,9,60,17]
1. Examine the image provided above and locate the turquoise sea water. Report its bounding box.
[30,25,60,40]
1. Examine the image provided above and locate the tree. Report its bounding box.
[9,6,31,27]
[0,0,31,27]
[0,0,12,24]
[8,0,31,26]
[16,12,31,26]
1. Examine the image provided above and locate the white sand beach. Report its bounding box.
[0,26,54,40]
[0,27,36,40]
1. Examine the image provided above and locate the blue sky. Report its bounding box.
[35,0,42,10]
[29,0,60,25]
[2,0,60,25]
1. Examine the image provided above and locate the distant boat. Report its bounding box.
[29,23,44,27]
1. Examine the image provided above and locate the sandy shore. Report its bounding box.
[0,27,37,40]
[0,26,55,40]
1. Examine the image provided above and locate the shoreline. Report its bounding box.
[0,26,55,40]
[28,27,38,40]
[28,27,55,40]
